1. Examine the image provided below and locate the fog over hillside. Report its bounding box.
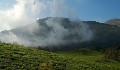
[0,17,93,47]
[0,0,74,32]
[0,0,120,49]
[0,0,93,47]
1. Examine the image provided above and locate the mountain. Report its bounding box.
[37,17,120,51]
[1,17,120,70]
[1,17,120,51]
[82,21,120,49]
[106,18,120,27]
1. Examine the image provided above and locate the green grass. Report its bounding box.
[58,50,120,70]
[0,43,69,70]
[0,42,120,70]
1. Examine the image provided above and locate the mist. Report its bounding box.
[0,0,93,47]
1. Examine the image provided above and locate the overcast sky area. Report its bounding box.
[0,0,120,22]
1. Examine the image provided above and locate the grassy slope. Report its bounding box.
[0,43,69,70]
[58,50,120,70]
[0,43,120,70]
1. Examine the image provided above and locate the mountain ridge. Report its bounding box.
[106,18,120,27]
[0,17,120,51]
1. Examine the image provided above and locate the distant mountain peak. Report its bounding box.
[106,18,120,27]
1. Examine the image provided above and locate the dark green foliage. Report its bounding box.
[58,49,120,70]
[105,45,120,61]
[84,21,120,49]
[40,59,67,70]
[73,48,98,55]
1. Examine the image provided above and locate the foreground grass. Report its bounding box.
[58,49,120,70]
[0,43,69,70]
[0,43,120,70]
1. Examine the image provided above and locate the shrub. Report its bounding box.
[39,59,67,70]
[105,45,120,61]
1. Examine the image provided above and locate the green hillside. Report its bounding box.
[83,21,120,49]
[37,17,120,50]
[0,42,120,70]
[1,17,120,51]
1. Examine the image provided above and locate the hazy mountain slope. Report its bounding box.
[82,21,120,49]
[1,17,120,51]
[38,17,120,49]
[0,17,93,47]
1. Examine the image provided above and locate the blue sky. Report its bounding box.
[0,0,120,22]
[67,0,120,22]
[0,0,16,9]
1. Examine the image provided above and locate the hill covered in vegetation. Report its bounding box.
[83,21,120,49]
[37,17,120,51]
[0,42,120,70]
[1,17,120,51]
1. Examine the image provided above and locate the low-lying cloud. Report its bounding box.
[0,0,93,47]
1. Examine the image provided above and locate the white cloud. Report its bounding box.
[0,0,47,31]
[0,0,77,32]
[0,0,93,47]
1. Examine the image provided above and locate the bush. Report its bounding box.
[105,45,120,61]
[39,59,67,70]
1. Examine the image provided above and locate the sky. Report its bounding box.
[0,0,120,22]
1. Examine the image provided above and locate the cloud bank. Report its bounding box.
[0,0,75,31]
[0,0,93,47]
[0,0,46,31]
